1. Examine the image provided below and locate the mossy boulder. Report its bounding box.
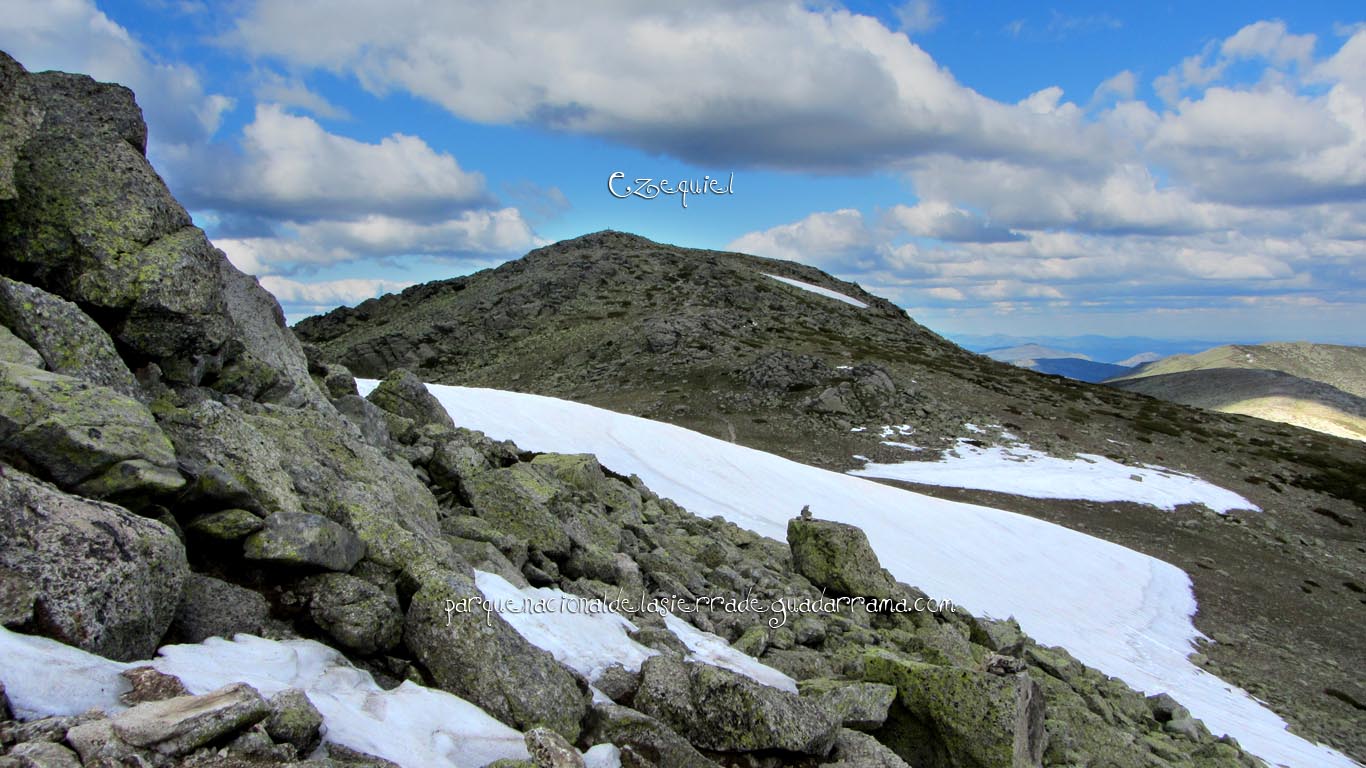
[302,572,402,655]
[798,678,897,731]
[633,654,840,755]
[0,276,137,395]
[787,516,897,600]
[366,368,454,431]
[160,395,444,569]
[463,463,573,557]
[158,398,304,517]
[264,688,324,757]
[169,573,268,644]
[243,512,366,572]
[827,728,913,768]
[402,565,590,741]
[580,702,717,768]
[0,323,44,368]
[0,360,183,502]
[184,508,263,541]
[0,468,187,661]
[865,649,1046,768]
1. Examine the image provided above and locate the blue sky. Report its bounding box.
[2,1,1364,343]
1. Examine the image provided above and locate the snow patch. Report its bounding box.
[852,440,1258,513]
[763,274,868,308]
[473,570,796,693]
[0,627,530,768]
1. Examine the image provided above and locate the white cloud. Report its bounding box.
[727,209,875,271]
[217,208,543,273]
[257,275,413,306]
[1091,70,1137,104]
[186,104,488,220]
[1220,20,1315,67]
[895,0,941,34]
[231,0,1110,171]
[886,201,1021,243]
[1173,249,1292,281]
[253,70,350,119]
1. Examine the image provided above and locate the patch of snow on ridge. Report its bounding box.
[0,627,530,768]
[851,439,1257,513]
[371,380,1355,768]
[763,273,868,308]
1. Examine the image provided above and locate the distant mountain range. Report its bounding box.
[980,344,1134,383]
[953,333,1232,364]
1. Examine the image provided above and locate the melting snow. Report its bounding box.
[352,380,1355,768]
[0,627,530,767]
[851,440,1258,513]
[763,274,868,308]
[472,571,795,692]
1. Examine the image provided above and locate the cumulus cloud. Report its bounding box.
[729,208,1359,320]
[258,275,413,306]
[183,104,490,220]
[1220,20,1315,67]
[886,202,1021,243]
[231,0,1113,171]
[1091,70,1137,104]
[727,209,879,271]
[217,208,544,273]
[252,70,350,119]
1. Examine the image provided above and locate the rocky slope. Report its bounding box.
[0,50,1280,768]
[297,238,1366,758]
[1106,342,1366,441]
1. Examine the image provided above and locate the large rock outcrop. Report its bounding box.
[0,50,314,405]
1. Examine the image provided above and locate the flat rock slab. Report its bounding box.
[110,682,270,756]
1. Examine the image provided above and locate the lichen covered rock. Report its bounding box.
[169,573,269,643]
[0,276,137,395]
[244,511,366,572]
[303,571,402,655]
[0,53,315,404]
[0,469,186,660]
[366,367,455,431]
[865,650,1046,768]
[633,654,840,755]
[787,516,897,600]
[402,565,589,741]
[0,361,183,502]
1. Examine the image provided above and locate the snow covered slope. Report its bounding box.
[359,381,1355,768]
